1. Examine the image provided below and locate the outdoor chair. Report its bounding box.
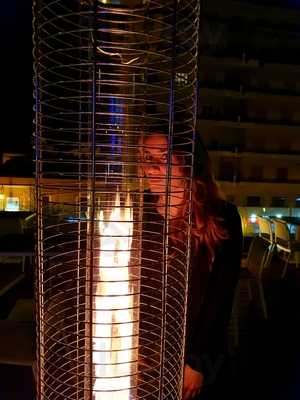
[272,218,300,278]
[241,235,275,319]
[257,216,273,244]
[257,216,275,266]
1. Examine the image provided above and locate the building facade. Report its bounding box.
[198,0,300,233]
[1,0,300,235]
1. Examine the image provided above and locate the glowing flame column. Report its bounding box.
[92,192,135,399]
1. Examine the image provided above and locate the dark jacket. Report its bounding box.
[185,201,243,382]
[140,195,243,387]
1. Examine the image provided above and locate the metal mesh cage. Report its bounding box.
[34,1,200,399]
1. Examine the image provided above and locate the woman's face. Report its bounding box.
[141,135,185,194]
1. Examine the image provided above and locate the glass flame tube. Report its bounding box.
[92,191,136,399]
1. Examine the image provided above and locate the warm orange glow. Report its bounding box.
[93,191,135,399]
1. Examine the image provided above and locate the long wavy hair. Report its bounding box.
[190,156,228,267]
[169,135,229,268]
[141,131,229,268]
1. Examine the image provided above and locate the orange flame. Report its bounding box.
[93,192,135,399]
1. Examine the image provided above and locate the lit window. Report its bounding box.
[5,197,20,212]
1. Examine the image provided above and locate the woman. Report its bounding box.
[140,132,243,399]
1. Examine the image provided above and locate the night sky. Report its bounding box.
[0,1,32,153]
[0,0,299,153]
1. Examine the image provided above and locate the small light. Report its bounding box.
[250,214,257,223]
[263,207,266,212]
[5,197,20,212]
[0,193,5,200]
[276,214,282,219]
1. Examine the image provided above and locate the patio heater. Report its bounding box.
[34,1,199,399]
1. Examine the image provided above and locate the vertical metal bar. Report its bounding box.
[90,12,97,400]
[159,1,178,398]
[33,0,44,397]
[180,1,201,396]
[85,2,98,399]
[76,6,84,397]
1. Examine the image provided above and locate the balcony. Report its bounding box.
[239,178,300,184]
[199,80,300,98]
[198,108,300,127]
[208,148,300,160]
[199,41,300,66]
[217,175,300,185]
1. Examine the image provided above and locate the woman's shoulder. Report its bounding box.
[216,200,243,254]
[217,200,241,225]
[214,200,243,249]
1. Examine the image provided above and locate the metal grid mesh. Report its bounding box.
[34,1,199,399]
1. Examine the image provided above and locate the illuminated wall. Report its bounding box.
[0,179,78,212]
[0,184,34,211]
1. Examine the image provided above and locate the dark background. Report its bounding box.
[1,0,300,153]
[0,1,32,153]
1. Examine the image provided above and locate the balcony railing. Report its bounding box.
[199,45,300,66]
[198,109,300,127]
[208,146,300,157]
[217,176,300,184]
[199,80,300,97]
